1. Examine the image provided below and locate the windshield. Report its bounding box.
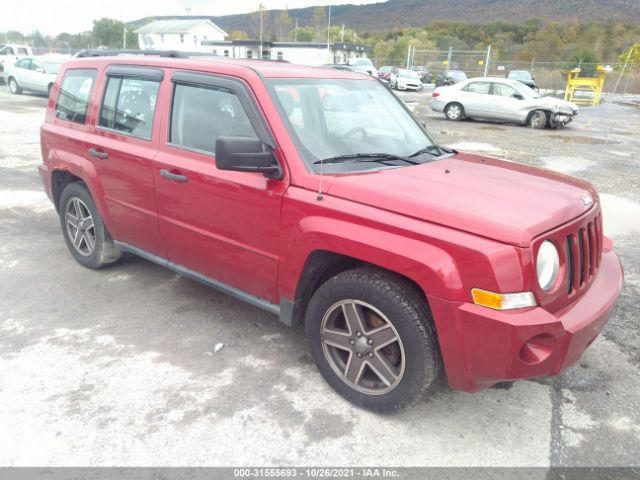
[44,61,62,74]
[399,70,420,79]
[351,58,373,66]
[515,82,543,99]
[509,71,532,81]
[268,78,436,173]
[449,71,467,81]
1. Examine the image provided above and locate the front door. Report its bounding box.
[488,82,523,122]
[154,72,286,304]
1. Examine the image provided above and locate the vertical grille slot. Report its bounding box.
[577,229,586,286]
[566,235,575,294]
[587,222,596,277]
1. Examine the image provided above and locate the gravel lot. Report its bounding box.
[0,85,639,469]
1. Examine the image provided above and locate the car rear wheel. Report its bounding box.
[445,102,464,121]
[305,268,441,412]
[58,182,122,269]
[528,110,547,129]
[8,77,21,94]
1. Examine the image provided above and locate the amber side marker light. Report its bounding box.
[471,288,536,310]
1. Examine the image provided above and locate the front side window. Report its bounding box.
[169,83,257,154]
[98,76,160,140]
[464,82,490,94]
[268,78,437,172]
[17,47,28,55]
[15,58,31,69]
[55,69,96,124]
[30,60,45,73]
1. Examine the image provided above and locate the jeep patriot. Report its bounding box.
[39,51,624,411]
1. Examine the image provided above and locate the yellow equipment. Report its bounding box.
[564,66,607,106]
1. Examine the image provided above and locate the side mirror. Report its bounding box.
[513,93,525,100]
[215,136,282,179]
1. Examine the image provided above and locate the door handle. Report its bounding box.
[88,148,109,159]
[160,169,188,183]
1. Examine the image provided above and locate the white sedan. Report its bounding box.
[5,56,63,96]
[429,77,578,129]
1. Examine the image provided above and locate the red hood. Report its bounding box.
[321,153,598,247]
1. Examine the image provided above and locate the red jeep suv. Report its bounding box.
[39,51,623,412]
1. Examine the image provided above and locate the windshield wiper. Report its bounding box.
[408,144,455,158]
[313,153,420,165]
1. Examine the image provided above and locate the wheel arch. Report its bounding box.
[278,220,463,327]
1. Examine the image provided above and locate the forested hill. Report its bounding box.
[207,0,640,33]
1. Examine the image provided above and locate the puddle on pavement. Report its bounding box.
[599,194,640,237]
[545,135,621,145]
[541,156,597,174]
[448,141,500,152]
[478,126,507,131]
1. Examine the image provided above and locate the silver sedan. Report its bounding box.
[5,56,62,96]
[429,77,578,129]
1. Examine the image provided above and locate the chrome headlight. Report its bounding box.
[537,240,560,291]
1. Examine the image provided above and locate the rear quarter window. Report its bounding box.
[54,69,97,125]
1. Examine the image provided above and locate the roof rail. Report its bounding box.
[74,49,215,59]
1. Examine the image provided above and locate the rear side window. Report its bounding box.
[55,69,96,124]
[464,82,490,94]
[169,83,257,154]
[98,77,160,140]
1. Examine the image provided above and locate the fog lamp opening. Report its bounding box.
[519,333,556,365]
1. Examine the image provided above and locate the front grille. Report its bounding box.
[565,213,602,294]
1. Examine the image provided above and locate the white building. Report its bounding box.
[201,40,371,66]
[135,19,227,52]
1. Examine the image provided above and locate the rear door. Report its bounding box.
[13,58,33,88]
[85,65,165,256]
[153,71,286,304]
[458,81,491,118]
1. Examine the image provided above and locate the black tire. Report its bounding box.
[8,77,21,94]
[444,102,464,121]
[305,268,441,413]
[527,110,547,129]
[58,182,122,269]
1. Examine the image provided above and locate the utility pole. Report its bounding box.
[123,27,126,49]
[326,4,332,49]
[341,24,345,43]
[446,46,452,73]
[294,18,298,42]
[259,4,263,60]
[483,44,491,76]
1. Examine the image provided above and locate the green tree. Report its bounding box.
[312,6,327,42]
[275,8,294,41]
[566,48,600,76]
[92,17,126,48]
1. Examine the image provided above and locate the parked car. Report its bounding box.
[429,77,578,128]
[0,43,34,84]
[377,65,393,85]
[389,68,423,91]
[5,56,63,96]
[507,69,537,90]
[346,57,378,77]
[40,51,622,412]
[411,65,432,83]
[435,70,468,87]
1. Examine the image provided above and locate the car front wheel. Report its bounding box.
[528,110,547,129]
[305,268,441,412]
[445,102,464,121]
[58,182,122,269]
[8,77,21,94]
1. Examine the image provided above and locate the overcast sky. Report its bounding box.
[3,0,382,36]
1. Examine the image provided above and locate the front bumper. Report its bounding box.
[428,248,623,392]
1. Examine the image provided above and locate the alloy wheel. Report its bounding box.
[64,197,96,256]
[320,299,405,395]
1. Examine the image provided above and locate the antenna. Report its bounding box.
[317,3,333,202]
